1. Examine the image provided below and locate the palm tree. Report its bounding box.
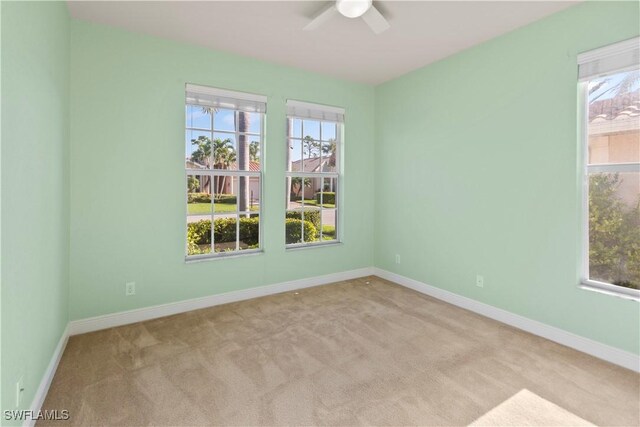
[321,139,337,171]
[589,70,639,103]
[211,138,235,195]
[249,141,260,162]
[291,177,311,199]
[190,136,212,192]
[303,135,320,159]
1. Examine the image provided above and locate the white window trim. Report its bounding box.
[578,47,640,301]
[285,100,344,249]
[185,85,266,261]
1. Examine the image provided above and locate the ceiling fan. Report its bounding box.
[304,0,390,35]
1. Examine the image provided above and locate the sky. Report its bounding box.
[185,105,337,166]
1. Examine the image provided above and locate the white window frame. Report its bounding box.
[578,38,640,300]
[185,84,266,261]
[285,100,344,249]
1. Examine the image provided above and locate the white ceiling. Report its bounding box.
[67,1,579,85]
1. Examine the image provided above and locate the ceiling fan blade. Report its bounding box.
[304,3,338,31]
[362,5,390,34]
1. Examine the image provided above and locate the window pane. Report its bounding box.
[285,210,304,244]
[214,215,237,253]
[214,175,237,214]
[285,208,319,244]
[588,171,640,289]
[186,105,211,130]
[288,139,302,172]
[302,137,321,171]
[214,109,235,132]
[322,209,337,242]
[187,174,213,217]
[303,119,320,140]
[233,175,259,213]
[187,218,212,256]
[288,176,312,207]
[212,133,237,171]
[290,118,302,139]
[236,135,256,172]
[245,176,260,213]
[239,213,259,250]
[588,69,640,165]
[321,122,336,141]
[186,131,212,169]
[319,177,337,208]
[321,141,337,173]
[248,138,261,168]
[243,112,262,134]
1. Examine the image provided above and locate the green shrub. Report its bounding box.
[187,217,259,249]
[285,218,317,244]
[188,219,212,245]
[238,217,260,245]
[286,208,321,231]
[315,192,336,205]
[187,176,200,193]
[188,192,211,204]
[187,193,236,204]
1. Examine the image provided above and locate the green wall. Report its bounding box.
[1,1,70,417]
[1,2,639,417]
[374,1,640,354]
[68,21,375,320]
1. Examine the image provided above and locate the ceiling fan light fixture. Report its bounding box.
[336,0,373,18]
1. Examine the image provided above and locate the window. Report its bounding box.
[285,100,343,248]
[185,84,265,259]
[578,38,640,298]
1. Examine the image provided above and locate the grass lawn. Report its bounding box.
[322,225,336,240]
[298,199,336,209]
[188,203,259,215]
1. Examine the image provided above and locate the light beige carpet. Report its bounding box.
[40,276,639,426]
[470,389,595,426]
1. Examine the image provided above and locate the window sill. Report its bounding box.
[185,249,263,263]
[285,241,343,252]
[579,280,640,302]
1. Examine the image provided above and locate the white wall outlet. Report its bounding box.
[125,282,136,296]
[16,376,24,408]
[476,275,484,288]
[395,254,401,264]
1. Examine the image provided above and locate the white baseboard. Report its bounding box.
[374,268,640,372]
[24,324,69,427]
[68,267,374,336]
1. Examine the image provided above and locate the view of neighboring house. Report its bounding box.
[186,158,261,203]
[589,88,640,206]
[289,155,337,199]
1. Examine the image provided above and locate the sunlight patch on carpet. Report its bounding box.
[470,389,595,426]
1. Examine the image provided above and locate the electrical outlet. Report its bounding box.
[395,254,401,264]
[125,282,136,296]
[476,275,484,288]
[16,376,24,408]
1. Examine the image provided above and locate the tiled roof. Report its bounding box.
[291,157,323,172]
[229,161,260,172]
[186,159,260,172]
[590,89,640,123]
